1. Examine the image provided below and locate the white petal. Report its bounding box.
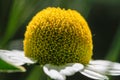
[43,66,50,76]
[108,70,120,75]
[60,63,84,76]
[112,63,120,70]
[0,50,35,66]
[89,60,120,76]
[85,64,108,75]
[49,70,65,80]
[43,66,65,80]
[90,60,112,66]
[107,63,120,75]
[72,63,84,72]
[60,67,75,76]
[81,69,109,80]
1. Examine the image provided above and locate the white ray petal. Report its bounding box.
[90,60,112,66]
[108,70,120,75]
[106,62,120,75]
[0,50,35,66]
[60,67,75,76]
[110,62,120,70]
[43,66,50,76]
[43,66,65,80]
[89,60,120,76]
[81,69,109,80]
[60,63,84,76]
[50,70,65,80]
[86,65,108,74]
[72,63,84,72]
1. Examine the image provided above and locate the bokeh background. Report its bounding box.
[0,0,120,80]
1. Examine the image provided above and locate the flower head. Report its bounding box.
[1,7,120,80]
[24,7,93,65]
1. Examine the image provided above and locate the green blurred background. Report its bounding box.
[0,0,120,80]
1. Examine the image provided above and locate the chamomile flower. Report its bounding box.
[24,7,93,66]
[0,7,120,80]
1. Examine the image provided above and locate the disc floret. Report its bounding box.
[24,7,93,65]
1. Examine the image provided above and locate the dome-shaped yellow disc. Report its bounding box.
[24,7,93,65]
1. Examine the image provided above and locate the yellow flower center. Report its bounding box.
[24,7,93,65]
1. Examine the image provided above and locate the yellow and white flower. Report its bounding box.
[0,7,120,80]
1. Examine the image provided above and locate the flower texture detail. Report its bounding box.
[24,7,93,66]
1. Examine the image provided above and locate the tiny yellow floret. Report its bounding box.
[24,7,93,65]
